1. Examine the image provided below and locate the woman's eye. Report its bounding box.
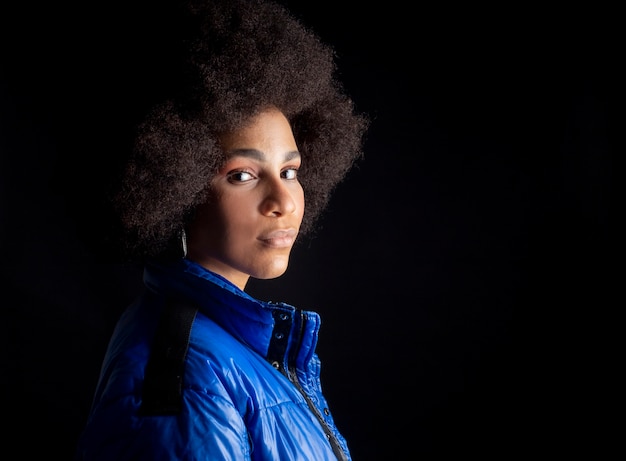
[227,170,255,183]
[282,168,298,180]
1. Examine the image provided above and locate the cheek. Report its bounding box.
[217,194,258,229]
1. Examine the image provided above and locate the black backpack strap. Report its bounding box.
[139,298,199,416]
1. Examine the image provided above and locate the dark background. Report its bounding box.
[1,1,618,459]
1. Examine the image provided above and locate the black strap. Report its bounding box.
[139,299,198,416]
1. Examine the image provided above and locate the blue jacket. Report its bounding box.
[75,259,351,460]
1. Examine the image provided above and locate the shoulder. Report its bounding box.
[184,311,303,411]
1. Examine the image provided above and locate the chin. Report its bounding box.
[255,269,288,280]
[253,260,290,280]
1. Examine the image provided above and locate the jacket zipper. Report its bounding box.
[286,364,349,461]
[283,311,349,461]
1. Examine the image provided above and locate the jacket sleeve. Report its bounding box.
[74,389,252,461]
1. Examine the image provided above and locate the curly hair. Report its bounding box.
[113,0,369,260]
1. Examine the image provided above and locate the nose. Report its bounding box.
[259,177,298,217]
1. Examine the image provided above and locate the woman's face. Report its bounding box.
[186,108,305,290]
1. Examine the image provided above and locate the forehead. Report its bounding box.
[218,108,297,154]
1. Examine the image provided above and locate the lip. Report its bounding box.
[258,228,298,249]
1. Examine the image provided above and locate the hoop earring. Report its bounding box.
[181,229,188,258]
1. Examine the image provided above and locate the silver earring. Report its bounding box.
[181,229,188,258]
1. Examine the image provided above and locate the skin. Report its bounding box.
[186,107,305,290]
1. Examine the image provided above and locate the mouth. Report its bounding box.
[258,228,298,249]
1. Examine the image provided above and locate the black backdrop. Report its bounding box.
[1,1,618,459]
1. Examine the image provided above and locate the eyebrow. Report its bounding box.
[224,148,301,162]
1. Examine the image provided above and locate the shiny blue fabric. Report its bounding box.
[75,259,350,460]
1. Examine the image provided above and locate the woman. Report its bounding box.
[74,0,368,459]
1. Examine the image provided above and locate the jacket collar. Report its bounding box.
[143,258,321,372]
